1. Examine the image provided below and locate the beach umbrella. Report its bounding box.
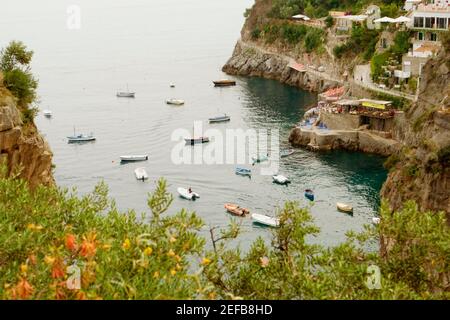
[394,16,411,23]
[374,17,396,23]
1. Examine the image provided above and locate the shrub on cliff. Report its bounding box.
[0,171,448,300]
[0,41,38,107]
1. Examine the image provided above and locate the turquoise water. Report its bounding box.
[1,0,387,246]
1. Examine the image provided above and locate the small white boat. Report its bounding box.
[134,167,149,181]
[67,127,95,143]
[280,149,295,158]
[170,83,175,88]
[166,99,185,105]
[120,155,148,162]
[43,110,52,117]
[252,154,269,164]
[177,187,200,200]
[272,175,290,185]
[337,202,353,214]
[372,217,381,225]
[251,213,280,228]
[117,84,135,98]
[209,114,231,123]
[235,167,251,176]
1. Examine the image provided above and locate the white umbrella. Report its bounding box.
[292,14,311,21]
[393,16,411,23]
[374,16,396,23]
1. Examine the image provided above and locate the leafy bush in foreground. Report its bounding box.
[0,171,448,300]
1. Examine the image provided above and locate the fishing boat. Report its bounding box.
[166,99,185,105]
[134,167,149,181]
[337,202,353,214]
[67,128,95,143]
[235,167,251,176]
[272,175,290,185]
[116,84,135,98]
[120,155,149,162]
[224,204,249,217]
[178,187,200,201]
[252,154,269,164]
[251,213,280,228]
[213,79,236,87]
[43,110,52,118]
[304,189,314,201]
[209,114,230,123]
[280,149,295,158]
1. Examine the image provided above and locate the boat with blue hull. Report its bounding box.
[235,167,251,176]
[305,189,315,201]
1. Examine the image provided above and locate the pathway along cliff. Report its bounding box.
[223,1,449,217]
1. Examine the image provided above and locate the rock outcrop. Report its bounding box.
[0,86,54,188]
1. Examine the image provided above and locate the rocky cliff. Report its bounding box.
[0,84,53,188]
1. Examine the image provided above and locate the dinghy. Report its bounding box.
[134,167,149,181]
[251,213,280,228]
[224,204,249,217]
[166,99,185,105]
[120,155,149,162]
[209,114,230,123]
[252,154,269,164]
[177,187,200,200]
[337,202,353,214]
[43,110,52,118]
[235,167,251,176]
[213,79,236,87]
[304,189,314,201]
[280,149,295,158]
[272,175,291,185]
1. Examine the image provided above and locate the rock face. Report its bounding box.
[0,87,54,188]
[381,47,450,217]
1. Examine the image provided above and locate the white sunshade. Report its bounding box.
[374,16,396,23]
[393,16,411,23]
[292,14,311,21]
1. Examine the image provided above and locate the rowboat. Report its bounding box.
[166,99,185,105]
[185,137,210,145]
[209,114,230,123]
[252,154,269,164]
[224,204,249,217]
[213,79,236,87]
[280,149,295,158]
[251,213,280,228]
[134,167,149,181]
[120,155,149,162]
[337,202,353,214]
[43,110,52,118]
[304,189,314,201]
[235,167,251,176]
[272,175,290,185]
[178,187,200,200]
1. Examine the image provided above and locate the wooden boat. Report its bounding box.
[134,167,149,181]
[185,137,210,145]
[178,187,200,200]
[224,204,249,217]
[166,99,185,105]
[251,213,280,228]
[43,110,52,118]
[304,189,314,201]
[209,114,231,123]
[252,154,269,164]
[337,202,353,214]
[280,149,295,158]
[120,155,149,162]
[272,175,290,185]
[213,79,236,87]
[235,167,251,176]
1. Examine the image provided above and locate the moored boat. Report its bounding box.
[213,79,236,87]
[372,217,381,225]
[252,154,269,164]
[272,175,290,185]
[235,167,251,176]
[67,128,96,143]
[120,155,149,162]
[337,202,353,214]
[134,167,149,181]
[209,114,231,123]
[117,84,135,98]
[43,110,52,118]
[166,99,185,105]
[185,137,210,145]
[178,187,200,200]
[251,213,280,228]
[280,149,295,158]
[224,204,250,217]
[304,189,314,201]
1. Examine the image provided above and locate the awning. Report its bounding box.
[374,16,396,23]
[359,99,392,110]
[393,16,411,23]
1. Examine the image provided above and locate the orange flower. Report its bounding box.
[51,258,65,279]
[144,247,153,256]
[122,238,131,250]
[15,278,33,299]
[201,258,211,266]
[80,233,97,258]
[65,234,77,251]
[167,249,175,257]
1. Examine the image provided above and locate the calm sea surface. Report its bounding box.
[1,0,387,246]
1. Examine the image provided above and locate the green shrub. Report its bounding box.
[251,28,261,40]
[304,29,323,52]
[325,15,334,28]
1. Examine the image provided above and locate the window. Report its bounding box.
[414,17,424,28]
[430,33,437,41]
[418,32,424,41]
[425,17,435,29]
[381,38,387,48]
[436,18,446,29]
